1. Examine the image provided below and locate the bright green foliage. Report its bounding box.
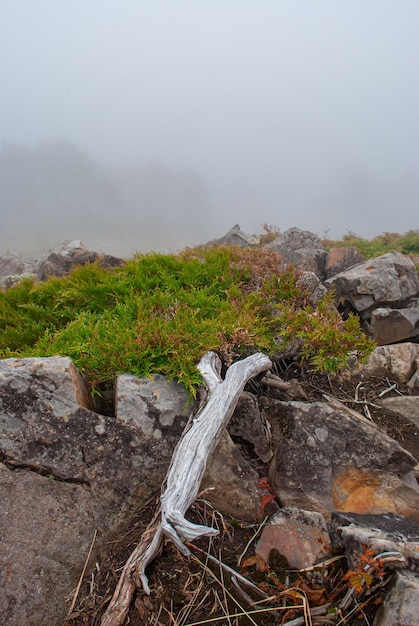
[322,230,419,260]
[275,292,375,374]
[0,247,374,394]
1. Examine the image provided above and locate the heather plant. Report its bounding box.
[0,246,374,394]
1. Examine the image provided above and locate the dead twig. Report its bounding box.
[377,383,397,398]
[68,529,98,616]
[237,517,268,567]
[101,351,272,626]
[190,543,271,602]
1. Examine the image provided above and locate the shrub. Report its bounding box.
[0,247,374,394]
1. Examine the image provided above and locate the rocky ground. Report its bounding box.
[64,365,419,626]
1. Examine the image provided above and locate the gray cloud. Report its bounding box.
[1,0,418,255]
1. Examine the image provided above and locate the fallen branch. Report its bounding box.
[101,351,272,626]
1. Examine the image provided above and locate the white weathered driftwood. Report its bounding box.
[101,351,272,626]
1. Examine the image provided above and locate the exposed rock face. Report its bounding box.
[262,398,419,521]
[370,306,419,345]
[0,357,162,530]
[325,251,419,319]
[255,507,330,569]
[36,240,124,280]
[324,247,365,279]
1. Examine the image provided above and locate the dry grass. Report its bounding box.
[64,496,396,626]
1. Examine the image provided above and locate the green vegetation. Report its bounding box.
[322,229,419,259]
[0,246,374,394]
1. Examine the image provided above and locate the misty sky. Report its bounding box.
[1,0,418,255]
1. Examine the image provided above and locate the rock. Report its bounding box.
[325,251,419,319]
[376,396,419,431]
[295,270,328,304]
[373,570,419,626]
[265,228,326,276]
[115,372,194,473]
[266,227,323,252]
[0,254,33,278]
[283,248,328,277]
[324,247,365,279]
[36,240,124,280]
[262,398,419,521]
[331,511,419,571]
[370,306,419,345]
[255,507,331,569]
[354,343,418,384]
[0,272,36,290]
[207,224,259,248]
[0,464,96,626]
[200,430,275,522]
[0,254,36,290]
[0,357,165,529]
[228,391,273,463]
[0,355,282,622]
[0,358,194,622]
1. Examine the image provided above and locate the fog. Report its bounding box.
[1,1,418,257]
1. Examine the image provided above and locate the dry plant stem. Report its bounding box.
[191,544,271,601]
[101,351,272,626]
[237,516,268,567]
[68,528,98,616]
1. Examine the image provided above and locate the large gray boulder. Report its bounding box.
[261,398,419,521]
[0,465,96,625]
[265,227,327,276]
[325,251,419,319]
[266,227,323,252]
[0,357,194,625]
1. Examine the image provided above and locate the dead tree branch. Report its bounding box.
[101,351,272,626]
